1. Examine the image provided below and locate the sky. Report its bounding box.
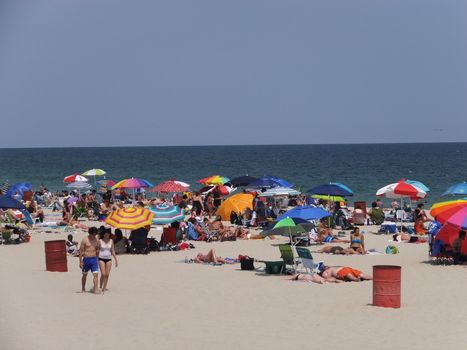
[0,0,466,148]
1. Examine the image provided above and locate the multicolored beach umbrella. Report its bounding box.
[149,204,185,225]
[430,204,467,229]
[64,173,88,183]
[112,178,154,189]
[198,175,230,185]
[106,207,154,230]
[430,199,467,218]
[151,179,190,193]
[261,217,307,241]
[376,179,426,200]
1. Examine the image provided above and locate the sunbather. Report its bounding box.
[320,265,372,282]
[286,273,342,284]
[316,245,359,255]
[194,249,234,264]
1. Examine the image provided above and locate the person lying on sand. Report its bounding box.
[194,249,235,264]
[286,273,342,284]
[393,233,427,243]
[320,265,372,282]
[316,245,360,255]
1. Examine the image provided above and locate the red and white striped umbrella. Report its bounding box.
[64,173,88,183]
[376,179,427,200]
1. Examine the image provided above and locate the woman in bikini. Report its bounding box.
[194,249,234,264]
[98,228,118,293]
[349,227,365,254]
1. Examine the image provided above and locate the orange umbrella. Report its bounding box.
[105,207,154,230]
[216,193,254,221]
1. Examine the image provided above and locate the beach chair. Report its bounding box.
[278,244,300,274]
[295,247,322,274]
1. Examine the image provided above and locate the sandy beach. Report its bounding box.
[1,212,466,350]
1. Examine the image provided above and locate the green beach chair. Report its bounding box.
[278,244,300,274]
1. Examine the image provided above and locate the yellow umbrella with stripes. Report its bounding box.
[105,207,154,230]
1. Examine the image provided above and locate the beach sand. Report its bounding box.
[1,216,466,350]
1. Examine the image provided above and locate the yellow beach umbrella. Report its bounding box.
[216,193,254,221]
[105,207,154,230]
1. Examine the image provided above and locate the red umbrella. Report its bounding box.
[150,179,190,193]
[436,223,467,254]
[64,173,88,183]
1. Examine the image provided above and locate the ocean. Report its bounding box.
[1,143,466,205]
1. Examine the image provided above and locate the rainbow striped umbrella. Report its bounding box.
[198,175,230,185]
[430,199,467,218]
[149,204,185,225]
[105,207,154,230]
[112,178,154,190]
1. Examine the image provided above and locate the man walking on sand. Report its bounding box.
[79,226,100,293]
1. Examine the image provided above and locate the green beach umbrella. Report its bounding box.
[311,194,346,202]
[82,169,107,187]
[261,217,307,242]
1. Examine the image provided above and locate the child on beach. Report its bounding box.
[66,234,79,256]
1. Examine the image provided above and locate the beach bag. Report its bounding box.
[385,245,399,254]
[239,255,255,270]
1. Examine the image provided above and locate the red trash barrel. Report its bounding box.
[373,265,401,308]
[44,240,68,272]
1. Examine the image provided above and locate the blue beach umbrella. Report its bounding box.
[306,182,353,197]
[442,182,467,196]
[0,196,25,209]
[248,175,293,189]
[277,206,330,221]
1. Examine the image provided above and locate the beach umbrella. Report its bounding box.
[256,187,301,197]
[149,204,185,225]
[216,193,254,221]
[230,175,258,187]
[5,183,32,198]
[261,217,307,242]
[0,196,25,209]
[64,173,88,183]
[307,182,353,197]
[248,175,293,189]
[442,182,467,196]
[82,169,106,176]
[105,207,154,230]
[432,205,467,229]
[430,199,467,218]
[112,178,154,190]
[406,180,430,193]
[82,169,107,187]
[277,206,330,221]
[435,223,467,254]
[198,175,230,185]
[376,179,426,200]
[310,194,346,202]
[151,179,190,193]
[199,185,235,196]
[1,180,11,194]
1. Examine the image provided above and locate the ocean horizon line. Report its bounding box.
[1,141,466,150]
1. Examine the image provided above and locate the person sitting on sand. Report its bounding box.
[66,234,79,256]
[286,273,342,284]
[113,229,128,254]
[349,227,366,254]
[194,249,235,264]
[320,265,372,282]
[368,201,385,225]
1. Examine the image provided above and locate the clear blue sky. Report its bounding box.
[1,0,466,147]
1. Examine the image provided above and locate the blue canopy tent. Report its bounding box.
[277,206,330,221]
[0,196,25,209]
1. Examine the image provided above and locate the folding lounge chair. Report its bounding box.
[278,244,300,274]
[295,247,323,275]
